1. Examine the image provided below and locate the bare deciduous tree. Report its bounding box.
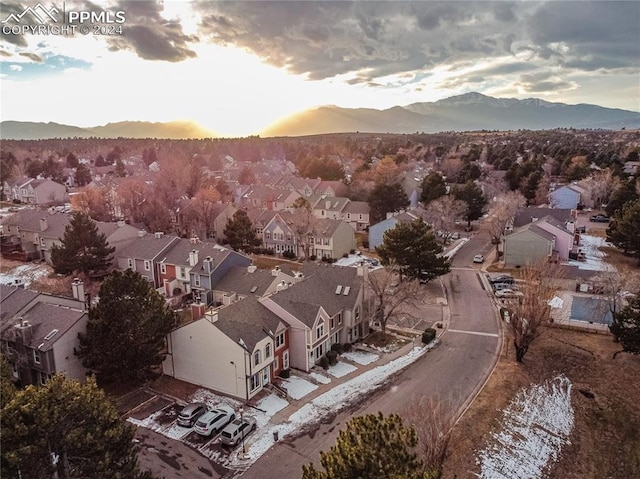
[508,262,564,363]
[595,267,640,342]
[424,196,466,242]
[486,191,527,253]
[187,187,221,239]
[580,170,618,209]
[403,396,454,477]
[368,268,421,337]
[288,197,316,258]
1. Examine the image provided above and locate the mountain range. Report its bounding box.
[0,120,216,140]
[1,93,638,140]
[262,92,640,136]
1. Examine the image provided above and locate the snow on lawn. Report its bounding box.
[328,361,358,378]
[309,372,331,384]
[0,263,51,287]
[231,343,434,467]
[256,394,289,418]
[342,350,379,365]
[569,234,615,272]
[476,375,574,479]
[282,376,318,400]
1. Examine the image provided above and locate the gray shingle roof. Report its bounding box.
[513,207,575,228]
[2,209,70,239]
[270,263,361,327]
[313,218,345,238]
[117,234,180,260]
[214,297,282,352]
[214,266,286,297]
[0,285,39,330]
[343,201,370,214]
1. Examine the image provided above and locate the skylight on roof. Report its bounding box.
[342,286,351,296]
[44,329,59,340]
[250,286,258,293]
[335,285,342,295]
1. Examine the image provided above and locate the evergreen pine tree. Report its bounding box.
[452,180,486,227]
[376,218,450,282]
[610,293,640,354]
[1,375,156,479]
[368,182,410,223]
[420,172,447,205]
[223,210,262,253]
[606,199,640,260]
[302,413,427,479]
[77,269,177,384]
[51,211,115,276]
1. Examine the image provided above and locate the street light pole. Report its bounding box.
[239,406,246,454]
[230,361,238,395]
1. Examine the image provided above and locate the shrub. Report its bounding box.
[331,343,344,354]
[350,249,356,254]
[279,368,291,379]
[363,240,369,249]
[422,328,437,344]
[326,350,338,365]
[282,250,296,259]
[318,356,330,370]
[343,342,352,352]
[343,253,349,258]
[309,255,317,261]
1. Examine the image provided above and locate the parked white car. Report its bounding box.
[194,405,236,437]
[220,416,257,447]
[473,254,484,264]
[495,288,523,298]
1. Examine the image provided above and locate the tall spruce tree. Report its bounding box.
[606,199,640,261]
[368,182,410,223]
[610,292,640,354]
[302,413,428,479]
[376,218,450,282]
[420,172,447,205]
[1,375,156,479]
[51,211,115,276]
[223,210,262,253]
[452,180,486,228]
[77,270,177,384]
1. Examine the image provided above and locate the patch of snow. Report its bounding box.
[568,234,615,272]
[131,342,437,470]
[309,372,331,384]
[443,237,470,260]
[327,361,357,378]
[548,296,564,309]
[0,263,51,287]
[476,375,574,479]
[281,376,318,400]
[256,394,289,417]
[342,350,379,365]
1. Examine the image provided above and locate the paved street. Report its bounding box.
[240,233,502,478]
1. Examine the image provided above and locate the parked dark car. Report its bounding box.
[489,275,515,285]
[590,214,610,223]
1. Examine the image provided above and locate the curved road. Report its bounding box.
[241,232,501,479]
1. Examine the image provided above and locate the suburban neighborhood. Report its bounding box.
[1,125,639,479]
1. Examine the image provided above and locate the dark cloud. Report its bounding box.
[517,71,574,93]
[19,51,42,62]
[193,0,638,89]
[104,0,197,62]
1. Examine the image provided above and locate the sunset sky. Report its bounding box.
[1,0,639,137]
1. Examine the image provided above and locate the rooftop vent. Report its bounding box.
[44,329,59,341]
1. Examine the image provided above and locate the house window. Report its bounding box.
[265,343,272,358]
[180,266,186,278]
[283,350,289,369]
[39,371,50,385]
[338,312,343,325]
[287,233,292,241]
[266,231,271,239]
[254,350,261,366]
[33,349,41,365]
[160,263,166,274]
[274,356,279,372]
[262,367,270,386]
[194,275,200,287]
[359,214,363,220]
[144,260,151,271]
[316,321,324,339]
[331,316,335,328]
[333,332,339,344]
[275,332,285,348]
[323,238,330,246]
[127,258,134,269]
[354,307,360,322]
[250,373,260,391]
[256,227,263,235]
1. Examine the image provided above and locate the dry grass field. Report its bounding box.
[442,326,640,478]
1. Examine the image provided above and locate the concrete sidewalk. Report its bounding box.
[268,336,422,425]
